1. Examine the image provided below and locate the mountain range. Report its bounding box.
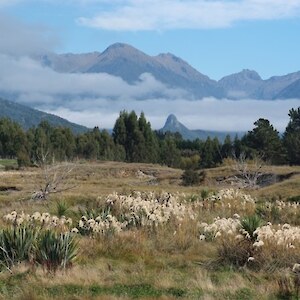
[0,98,87,133]
[35,43,300,100]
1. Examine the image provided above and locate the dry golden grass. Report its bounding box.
[0,160,300,299]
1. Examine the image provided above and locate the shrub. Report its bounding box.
[17,149,31,168]
[241,215,262,241]
[287,195,300,203]
[36,230,78,273]
[200,189,210,200]
[181,169,205,186]
[277,271,295,299]
[0,226,37,269]
[56,200,70,218]
[217,237,254,268]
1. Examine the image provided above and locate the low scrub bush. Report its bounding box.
[216,236,254,268]
[181,169,205,186]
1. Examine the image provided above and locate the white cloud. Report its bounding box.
[43,98,300,132]
[0,54,186,101]
[77,0,300,31]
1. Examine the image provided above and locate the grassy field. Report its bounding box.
[0,159,17,169]
[0,160,300,299]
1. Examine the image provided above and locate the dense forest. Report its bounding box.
[0,108,300,169]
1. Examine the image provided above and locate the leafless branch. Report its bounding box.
[32,157,77,201]
[231,153,265,189]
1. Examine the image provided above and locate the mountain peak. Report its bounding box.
[102,43,144,56]
[165,114,179,125]
[163,114,189,132]
[239,69,262,80]
[104,42,132,50]
[161,114,238,141]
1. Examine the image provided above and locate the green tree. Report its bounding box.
[243,118,285,164]
[138,112,159,162]
[283,107,300,165]
[0,118,28,159]
[200,137,222,168]
[50,127,76,160]
[75,129,96,159]
[31,121,53,162]
[160,135,181,168]
[221,135,233,159]
[113,111,158,163]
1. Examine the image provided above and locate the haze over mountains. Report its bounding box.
[35,43,300,100]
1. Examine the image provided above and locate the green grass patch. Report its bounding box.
[216,288,254,300]
[287,195,300,203]
[45,283,187,299]
[0,159,17,169]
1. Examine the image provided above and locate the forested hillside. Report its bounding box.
[0,98,88,133]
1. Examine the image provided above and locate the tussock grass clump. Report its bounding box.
[105,191,195,229]
[0,226,37,270]
[256,200,300,226]
[0,212,79,274]
[55,200,70,218]
[241,215,262,241]
[3,211,73,232]
[199,210,300,271]
[36,230,78,273]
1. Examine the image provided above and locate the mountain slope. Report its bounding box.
[0,98,88,133]
[256,71,300,99]
[274,78,300,99]
[35,52,100,73]
[161,114,242,141]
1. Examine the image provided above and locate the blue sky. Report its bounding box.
[1,0,300,80]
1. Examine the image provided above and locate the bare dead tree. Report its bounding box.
[231,153,265,189]
[31,151,77,201]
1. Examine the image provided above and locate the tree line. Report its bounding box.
[0,108,300,168]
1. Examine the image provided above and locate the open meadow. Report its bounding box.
[0,160,300,299]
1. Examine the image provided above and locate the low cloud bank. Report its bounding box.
[42,98,300,132]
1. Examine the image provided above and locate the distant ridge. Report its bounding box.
[0,97,88,133]
[34,43,300,100]
[36,43,224,99]
[161,114,243,141]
